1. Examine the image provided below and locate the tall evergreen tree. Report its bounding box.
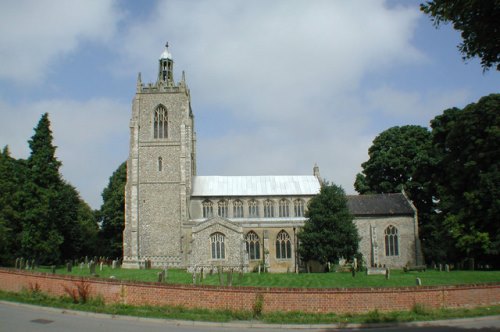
[20,113,64,264]
[98,162,126,258]
[298,183,359,266]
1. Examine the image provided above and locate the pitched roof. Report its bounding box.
[347,193,415,216]
[191,175,321,197]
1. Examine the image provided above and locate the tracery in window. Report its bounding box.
[385,225,399,256]
[276,230,292,259]
[248,199,259,217]
[218,200,228,218]
[153,105,168,139]
[264,199,274,218]
[279,199,290,217]
[245,231,260,260]
[202,200,213,218]
[211,232,225,259]
[233,200,244,218]
[294,199,305,217]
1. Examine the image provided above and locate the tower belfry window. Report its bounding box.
[154,106,168,139]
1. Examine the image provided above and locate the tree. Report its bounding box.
[98,162,126,258]
[20,113,64,264]
[421,0,500,71]
[431,94,500,265]
[298,183,359,266]
[354,125,440,263]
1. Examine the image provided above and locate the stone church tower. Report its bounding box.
[122,45,196,268]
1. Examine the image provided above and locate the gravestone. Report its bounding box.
[90,261,96,275]
[19,258,24,270]
[385,268,390,280]
[192,269,197,285]
[15,258,19,269]
[416,277,422,286]
[80,262,84,270]
[51,265,56,274]
[100,262,103,271]
[439,263,442,272]
[112,260,117,269]
[258,265,261,275]
[84,256,88,265]
[227,268,233,286]
[66,262,72,272]
[158,271,165,283]
[445,264,450,272]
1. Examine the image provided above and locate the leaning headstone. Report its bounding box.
[112,260,117,269]
[445,264,450,272]
[51,265,56,274]
[416,277,422,286]
[66,262,72,272]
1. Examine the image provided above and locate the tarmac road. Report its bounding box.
[1,301,499,332]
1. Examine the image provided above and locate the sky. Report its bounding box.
[0,0,498,209]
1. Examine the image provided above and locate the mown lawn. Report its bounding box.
[35,266,500,288]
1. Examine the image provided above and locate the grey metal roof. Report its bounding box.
[347,193,414,216]
[191,176,321,197]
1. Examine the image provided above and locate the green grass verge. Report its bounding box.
[1,288,500,324]
[35,266,500,288]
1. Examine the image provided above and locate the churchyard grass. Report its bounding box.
[34,266,500,288]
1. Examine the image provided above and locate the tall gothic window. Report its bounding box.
[264,199,274,218]
[153,105,168,139]
[211,232,225,260]
[279,199,290,217]
[385,225,399,256]
[158,157,162,172]
[294,199,305,217]
[218,200,228,218]
[276,230,292,259]
[245,231,261,260]
[248,199,259,217]
[202,200,213,218]
[233,200,244,218]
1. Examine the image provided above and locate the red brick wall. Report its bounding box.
[1,268,499,314]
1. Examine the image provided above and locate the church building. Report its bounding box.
[122,45,422,272]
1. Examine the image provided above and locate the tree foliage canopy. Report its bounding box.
[298,183,359,265]
[97,162,126,258]
[431,94,500,261]
[421,0,500,71]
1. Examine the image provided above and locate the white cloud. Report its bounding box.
[0,98,129,208]
[0,0,122,84]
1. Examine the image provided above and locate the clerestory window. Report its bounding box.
[264,199,274,218]
[218,200,228,218]
[202,200,213,218]
[294,199,305,217]
[279,199,290,217]
[233,200,244,218]
[248,199,259,217]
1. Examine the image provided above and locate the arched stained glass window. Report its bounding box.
[279,199,290,217]
[218,200,228,218]
[245,231,260,260]
[276,230,292,259]
[294,199,305,217]
[153,105,168,139]
[211,233,225,259]
[233,200,243,218]
[202,200,213,218]
[385,225,399,256]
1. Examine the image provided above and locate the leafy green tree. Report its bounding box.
[421,0,500,71]
[431,94,500,265]
[354,125,440,263]
[98,162,126,258]
[298,183,359,266]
